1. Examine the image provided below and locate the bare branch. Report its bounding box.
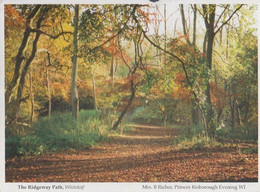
[117,38,132,74]
[59,22,71,42]
[214,50,229,64]
[29,28,73,39]
[90,5,138,52]
[214,5,230,29]
[214,5,243,36]
[133,13,208,133]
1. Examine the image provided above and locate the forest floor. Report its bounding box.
[5,124,258,182]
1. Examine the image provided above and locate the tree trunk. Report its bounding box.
[192,4,197,46]
[230,100,236,129]
[203,4,216,138]
[112,35,139,130]
[180,4,191,45]
[92,74,98,111]
[191,5,199,126]
[17,32,41,103]
[110,56,115,83]
[235,100,242,126]
[71,4,79,118]
[173,20,177,38]
[46,66,51,118]
[154,5,160,68]
[6,19,43,126]
[219,27,223,45]
[112,80,136,130]
[29,68,34,124]
[229,81,236,129]
[203,31,208,55]
[244,100,249,123]
[163,4,167,75]
[5,6,52,127]
[191,100,200,126]
[45,51,52,118]
[5,5,42,106]
[226,25,230,58]
[163,111,167,127]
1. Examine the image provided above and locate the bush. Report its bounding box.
[242,147,258,154]
[173,123,257,151]
[130,106,160,123]
[32,112,77,150]
[6,110,110,158]
[18,135,46,156]
[173,135,221,150]
[216,124,258,142]
[5,135,21,159]
[172,125,221,150]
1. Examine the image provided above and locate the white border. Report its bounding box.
[0,0,259,192]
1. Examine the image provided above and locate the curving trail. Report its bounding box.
[6,124,258,182]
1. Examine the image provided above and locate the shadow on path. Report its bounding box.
[5,124,258,182]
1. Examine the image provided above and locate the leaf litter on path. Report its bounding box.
[5,124,258,182]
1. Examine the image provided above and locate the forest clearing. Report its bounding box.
[4,3,257,182]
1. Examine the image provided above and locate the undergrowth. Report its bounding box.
[216,124,258,143]
[173,134,222,150]
[173,124,258,151]
[6,110,130,158]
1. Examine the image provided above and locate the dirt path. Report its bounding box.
[5,124,258,182]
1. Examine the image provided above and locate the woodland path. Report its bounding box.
[6,124,258,182]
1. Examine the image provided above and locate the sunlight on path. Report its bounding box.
[6,123,258,182]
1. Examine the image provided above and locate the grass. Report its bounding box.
[241,146,258,154]
[6,109,136,158]
[173,135,222,150]
[172,124,258,152]
[6,110,122,158]
[216,124,258,143]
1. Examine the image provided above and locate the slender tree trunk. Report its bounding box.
[17,32,41,103]
[173,20,177,38]
[192,4,197,46]
[163,4,167,75]
[46,66,51,118]
[29,68,34,124]
[71,5,79,118]
[180,5,187,37]
[244,103,249,123]
[235,100,242,126]
[92,74,98,111]
[203,4,216,138]
[230,100,236,129]
[244,98,249,124]
[154,5,160,68]
[110,56,115,83]
[46,51,52,118]
[191,4,199,127]
[203,31,208,55]
[226,25,230,58]
[163,111,167,127]
[219,27,223,45]
[115,58,118,73]
[229,81,235,129]
[180,4,191,45]
[205,29,214,103]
